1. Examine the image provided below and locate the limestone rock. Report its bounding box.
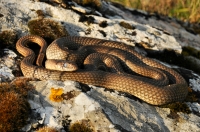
[0,0,199,132]
[0,0,182,53]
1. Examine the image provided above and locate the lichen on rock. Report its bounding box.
[49,88,64,102]
[0,0,200,131]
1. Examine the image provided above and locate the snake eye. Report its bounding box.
[63,63,67,68]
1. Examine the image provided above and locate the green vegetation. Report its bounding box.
[108,0,200,23]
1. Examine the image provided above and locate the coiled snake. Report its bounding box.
[16,35,188,105]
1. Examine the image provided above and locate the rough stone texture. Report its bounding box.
[0,0,182,53]
[0,0,200,132]
[106,2,200,51]
[0,49,17,82]
[24,80,200,132]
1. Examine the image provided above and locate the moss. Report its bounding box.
[37,126,59,132]
[185,87,198,102]
[28,18,69,43]
[99,21,108,28]
[98,30,106,37]
[161,102,191,114]
[62,115,71,130]
[79,15,95,25]
[61,90,76,100]
[36,10,45,18]
[0,30,17,50]
[49,88,64,102]
[69,120,93,132]
[0,78,33,98]
[0,82,31,132]
[85,28,92,35]
[167,110,180,120]
[73,0,102,9]
[132,31,137,36]
[191,24,200,35]
[119,21,134,29]
[182,46,200,59]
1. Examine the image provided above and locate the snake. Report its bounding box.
[16,35,188,105]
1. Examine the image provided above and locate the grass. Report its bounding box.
[108,0,200,23]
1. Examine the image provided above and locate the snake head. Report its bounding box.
[45,59,78,71]
[60,61,78,71]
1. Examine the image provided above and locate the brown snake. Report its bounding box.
[16,35,188,105]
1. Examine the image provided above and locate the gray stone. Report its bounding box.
[0,0,200,131]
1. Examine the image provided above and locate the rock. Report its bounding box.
[107,2,200,51]
[0,0,200,132]
[26,80,200,132]
[71,2,92,14]
[0,0,182,53]
[189,75,200,92]
[0,49,17,82]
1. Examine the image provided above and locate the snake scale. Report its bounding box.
[16,35,188,105]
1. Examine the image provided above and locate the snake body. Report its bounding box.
[16,35,188,105]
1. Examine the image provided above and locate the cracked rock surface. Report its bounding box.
[0,0,200,132]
